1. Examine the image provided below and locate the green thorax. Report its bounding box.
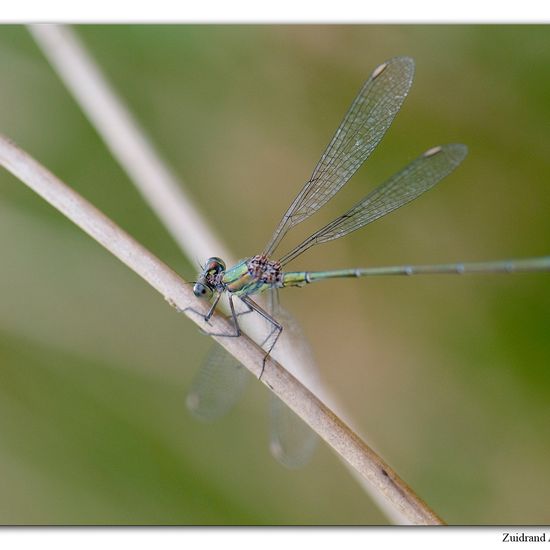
[222,256,279,297]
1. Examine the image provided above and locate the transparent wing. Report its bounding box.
[263,56,415,257]
[186,343,249,421]
[268,290,319,468]
[269,396,318,469]
[280,144,468,266]
[187,294,318,468]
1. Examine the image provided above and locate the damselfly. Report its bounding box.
[186,56,549,466]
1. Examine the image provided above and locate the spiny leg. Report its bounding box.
[185,293,282,377]
[241,295,283,379]
[234,297,256,319]
[204,292,222,322]
[184,293,242,338]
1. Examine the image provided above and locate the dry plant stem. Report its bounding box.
[29,24,229,263]
[28,24,431,525]
[0,134,444,525]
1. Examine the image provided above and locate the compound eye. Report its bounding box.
[205,257,226,274]
[193,283,213,300]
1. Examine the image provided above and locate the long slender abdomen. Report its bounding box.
[282,269,359,287]
[281,256,550,287]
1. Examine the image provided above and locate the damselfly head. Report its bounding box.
[193,257,226,299]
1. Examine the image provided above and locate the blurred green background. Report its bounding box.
[0,25,549,525]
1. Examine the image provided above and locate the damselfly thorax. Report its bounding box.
[223,255,285,296]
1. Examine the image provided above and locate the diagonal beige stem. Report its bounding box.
[0,134,444,525]
[29,24,228,264]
